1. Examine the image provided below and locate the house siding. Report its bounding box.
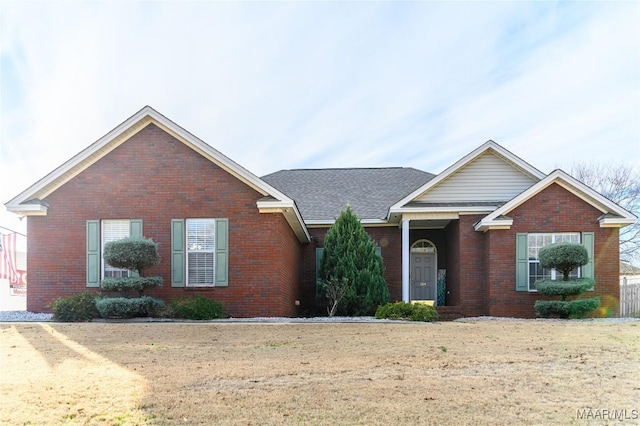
[485,183,620,318]
[416,152,537,203]
[26,123,301,317]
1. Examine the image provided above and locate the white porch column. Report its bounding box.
[401,218,410,302]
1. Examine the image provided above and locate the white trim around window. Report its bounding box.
[527,232,580,291]
[186,218,216,287]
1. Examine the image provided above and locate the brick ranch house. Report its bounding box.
[5,106,636,318]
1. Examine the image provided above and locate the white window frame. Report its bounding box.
[101,219,131,279]
[528,232,581,291]
[186,218,216,287]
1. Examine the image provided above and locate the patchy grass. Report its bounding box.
[1,320,639,425]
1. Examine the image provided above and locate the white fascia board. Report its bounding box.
[256,199,310,242]
[399,212,460,221]
[476,169,637,230]
[390,205,498,214]
[387,140,545,217]
[599,216,637,228]
[305,219,392,228]
[474,218,514,232]
[5,203,48,216]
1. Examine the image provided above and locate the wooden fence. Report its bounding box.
[620,280,640,317]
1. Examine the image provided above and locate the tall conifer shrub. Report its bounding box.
[320,206,389,315]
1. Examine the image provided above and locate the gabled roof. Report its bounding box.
[621,262,640,275]
[389,140,546,217]
[262,167,435,224]
[5,106,310,242]
[474,169,637,231]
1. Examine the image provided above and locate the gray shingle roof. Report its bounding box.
[262,168,435,222]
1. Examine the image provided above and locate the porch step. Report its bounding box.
[436,306,464,321]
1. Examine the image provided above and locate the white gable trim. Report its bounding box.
[5,106,310,242]
[387,140,545,218]
[474,169,637,231]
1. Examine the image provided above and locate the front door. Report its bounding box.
[410,253,436,302]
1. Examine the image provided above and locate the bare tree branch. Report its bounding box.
[571,161,640,265]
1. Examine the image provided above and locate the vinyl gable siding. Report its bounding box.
[416,152,538,203]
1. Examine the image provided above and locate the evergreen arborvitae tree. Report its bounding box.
[320,206,389,316]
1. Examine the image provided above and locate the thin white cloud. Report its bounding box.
[0,1,638,234]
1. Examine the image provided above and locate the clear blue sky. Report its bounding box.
[1,1,639,234]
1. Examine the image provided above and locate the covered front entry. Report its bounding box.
[401,215,456,305]
[410,240,437,303]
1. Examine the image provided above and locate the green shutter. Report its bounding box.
[171,219,185,287]
[130,219,143,238]
[515,233,528,292]
[215,219,229,287]
[86,220,101,288]
[316,247,324,299]
[129,219,143,277]
[582,232,595,290]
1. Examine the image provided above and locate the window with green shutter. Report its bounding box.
[172,218,228,287]
[86,219,143,286]
[516,232,593,292]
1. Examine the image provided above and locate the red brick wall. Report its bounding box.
[485,183,620,318]
[456,215,488,316]
[445,220,461,307]
[26,123,302,317]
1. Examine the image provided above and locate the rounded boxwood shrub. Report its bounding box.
[569,297,601,318]
[539,242,588,281]
[535,278,594,298]
[52,293,99,322]
[375,301,439,322]
[534,300,570,319]
[103,237,160,275]
[95,296,165,319]
[534,242,599,319]
[101,277,163,293]
[169,296,225,320]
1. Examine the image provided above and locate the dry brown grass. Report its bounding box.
[1,320,639,425]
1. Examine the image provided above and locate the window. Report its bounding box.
[171,218,228,288]
[86,219,142,287]
[102,220,131,279]
[186,219,216,286]
[527,233,580,291]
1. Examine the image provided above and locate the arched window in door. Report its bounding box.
[411,239,436,254]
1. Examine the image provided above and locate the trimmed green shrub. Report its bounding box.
[95,296,165,319]
[535,278,594,300]
[169,296,225,320]
[320,206,389,316]
[569,297,601,318]
[534,242,598,318]
[102,236,162,296]
[52,293,99,322]
[375,302,439,322]
[103,237,160,276]
[534,300,570,319]
[539,242,588,281]
[535,297,601,319]
[101,277,163,293]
